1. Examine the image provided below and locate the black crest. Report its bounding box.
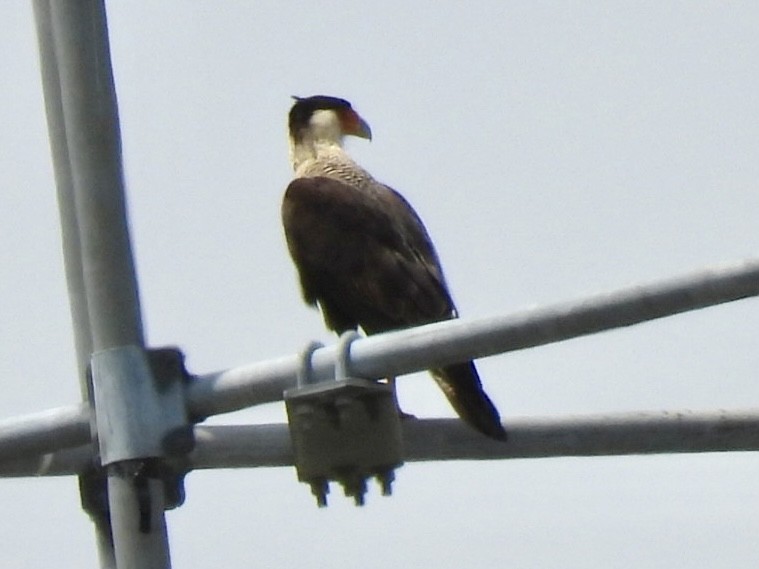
[289,95,353,135]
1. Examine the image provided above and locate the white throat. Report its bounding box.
[289,135,345,174]
[288,108,348,173]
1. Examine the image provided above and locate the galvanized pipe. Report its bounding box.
[47,1,144,352]
[34,1,172,567]
[4,408,759,477]
[32,1,113,566]
[187,259,759,417]
[0,404,88,461]
[31,0,94,395]
[0,259,758,465]
[189,409,759,467]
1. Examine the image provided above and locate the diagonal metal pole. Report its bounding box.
[33,1,171,567]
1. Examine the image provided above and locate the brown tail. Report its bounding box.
[431,361,507,441]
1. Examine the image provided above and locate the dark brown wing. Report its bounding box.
[282,176,506,440]
[282,176,454,334]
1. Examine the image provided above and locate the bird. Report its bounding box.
[281,95,507,441]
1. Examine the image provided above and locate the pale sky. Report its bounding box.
[1,2,759,567]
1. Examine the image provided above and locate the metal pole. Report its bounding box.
[186,409,759,466]
[31,0,94,392]
[33,1,172,567]
[188,259,759,417]
[1,257,759,461]
[4,407,759,477]
[0,444,91,477]
[32,1,114,566]
[46,2,144,350]
[0,403,88,461]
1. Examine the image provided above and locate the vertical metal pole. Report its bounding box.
[32,1,114,567]
[31,0,94,397]
[47,1,144,351]
[32,1,171,568]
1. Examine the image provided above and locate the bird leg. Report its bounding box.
[386,376,416,420]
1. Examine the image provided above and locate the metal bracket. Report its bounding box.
[334,330,361,380]
[285,332,403,507]
[91,345,188,465]
[296,341,324,387]
[90,346,193,516]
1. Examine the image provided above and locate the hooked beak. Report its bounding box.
[342,109,373,141]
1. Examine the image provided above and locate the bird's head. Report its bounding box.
[288,95,372,147]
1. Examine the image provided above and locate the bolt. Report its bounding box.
[309,479,329,508]
[377,470,395,496]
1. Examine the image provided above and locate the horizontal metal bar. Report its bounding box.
[0,259,757,462]
[402,410,759,460]
[187,259,759,418]
[0,404,89,462]
[189,409,759,467]
[0,445,92,477]
[3,408,759,477]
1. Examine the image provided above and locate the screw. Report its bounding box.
[309,479,329,507]
[377,470,395,496]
